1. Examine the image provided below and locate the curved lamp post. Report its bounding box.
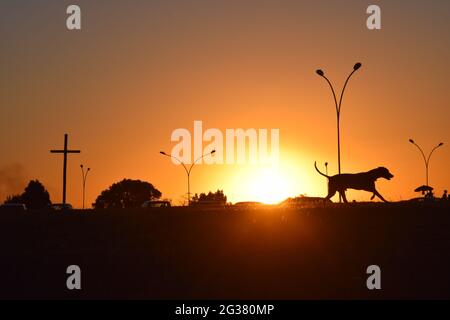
[160,150,216,206]
[80,164,91,209]
[409,139,444,187]
[316,63,362,202]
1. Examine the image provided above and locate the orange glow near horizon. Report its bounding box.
[0,1,449,207]
[232,166,298,204]
[247,167,296,204]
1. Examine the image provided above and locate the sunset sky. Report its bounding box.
[1,0,449,207]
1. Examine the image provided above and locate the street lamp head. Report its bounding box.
[325,162,328,166]
[211,150,216,154]
[353,63,362,71]
[88,168,91,171]
[80,164,84,168]
[160,151,166,155]
[439,142,444,147]
[316,69,324,77]
[409,139,415,144]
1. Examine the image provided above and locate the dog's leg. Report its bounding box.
[339,190,349,203]
[373,189,389,203]
[324,184,336,203]
[324,190,335,202]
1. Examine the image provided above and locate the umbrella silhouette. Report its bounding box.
[414,185,433,195]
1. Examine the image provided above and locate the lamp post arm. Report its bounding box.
[411,142,429,186]
[427,144,443,166]
[188,152,212,176]
[338,69,357,115]
[163,153,189,176]
[80,167,85,183]
[412,142,428,168]
[81,167,89,186]
[84,169,90,185]
[322,75,339,116]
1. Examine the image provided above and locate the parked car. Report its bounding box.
[190,200,227,209]
[0,203,27,213]
[279,196,331,208]
[142,200,171,208]
[52,203,73,211]
[233,201,264,208]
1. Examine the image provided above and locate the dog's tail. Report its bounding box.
[314,161,330,178]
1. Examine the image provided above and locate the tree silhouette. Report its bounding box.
[4,180,51,210]
[4,194,22,204]
[93,179,162,209]
[191,189,227,205]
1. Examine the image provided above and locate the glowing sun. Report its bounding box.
[246,167,296,204]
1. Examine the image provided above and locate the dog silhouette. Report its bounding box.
[314,162,393,203]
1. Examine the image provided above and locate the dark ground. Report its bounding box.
[0,202,449,300]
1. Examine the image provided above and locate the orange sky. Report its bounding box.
[1,0,449,206]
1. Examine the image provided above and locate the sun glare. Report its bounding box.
[247,167,295,204]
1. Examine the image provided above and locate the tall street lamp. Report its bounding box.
[316,62,362,202]
[80,164,91,209]
[160,150,216,206]
[409,139,444,187]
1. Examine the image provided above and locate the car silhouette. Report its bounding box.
[51,203,74,211]
[142,200,171,208]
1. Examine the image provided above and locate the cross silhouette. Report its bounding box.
[50,134,81,205]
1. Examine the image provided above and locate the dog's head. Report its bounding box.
[374,167,394,180]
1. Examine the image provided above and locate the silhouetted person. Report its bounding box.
[442,190,448,200]
[425,190,434,199]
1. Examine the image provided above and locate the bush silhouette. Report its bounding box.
[93,179,162,209]
[191,189,227,205]
[4,180,51,210]
[4,194,22,204]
